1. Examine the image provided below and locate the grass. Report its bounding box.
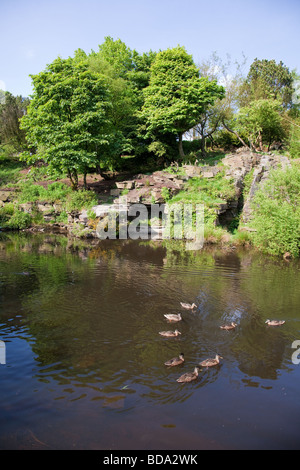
[169,170,235,208]
[248,163,300,257]
[0,156,25,188]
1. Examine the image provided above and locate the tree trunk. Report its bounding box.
[258,130,263,151]
[200,128,206,157]
[96,164,111,180]
[222,120,252,151]
[83,172,87,190]
[178,132,185,158]
[68,169,78,190]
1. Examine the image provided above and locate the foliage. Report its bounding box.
[241,58,294,109]
[18,181,73,204]
[82,37,157,168]
[64,189,98,212]
[20,57,112,189]
[161,186,171,202]
[168,169,235,228]
[196,52,247,155]
[0,153,25,187]
[249,164,300,257]
[0,204,32,230]
[14,181,97,214]
[7,209,32,229]
[141,46,225,158]
[236,99,285,150]
[288,118,300,158]
[0,92,30,150]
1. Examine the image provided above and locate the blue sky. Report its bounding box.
[1,0,299,97]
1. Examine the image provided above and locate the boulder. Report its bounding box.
[115,181,135,190]
[182,165,202,177]
[0,191,11,202]
[19,202,34,213]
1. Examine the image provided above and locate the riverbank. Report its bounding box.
[0,149,299,258]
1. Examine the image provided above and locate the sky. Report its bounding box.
[1,0,299,97]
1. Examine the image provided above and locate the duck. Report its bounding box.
[199,354,223,369]
[164,353,185,367]
[265,319,285,326]
[220,322,237,331]
[159,329,181,337]
[164,313,182,322]
[180,302,197,310]
[176,367,200,383]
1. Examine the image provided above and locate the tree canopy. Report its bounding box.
[242,58,294,108]
[20,57,112,189]
[0,38,297,188]
[0,92,29,150]
[141,46,225,157]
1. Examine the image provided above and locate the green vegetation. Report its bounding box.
[248,163,300,257]
[0,37,299,256]
[0,203,32,230]
[288,118,300,158]
[140,46,225,158]
[169,170,235,220]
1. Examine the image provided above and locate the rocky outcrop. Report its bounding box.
[238,153,291,223]
[1,150,292,240]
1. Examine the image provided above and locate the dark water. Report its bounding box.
[0,232,300,450]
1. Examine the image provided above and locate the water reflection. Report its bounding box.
[0,233,299,449]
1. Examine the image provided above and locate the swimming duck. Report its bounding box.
[164,353,185,367]
[176,367,199,383]
[159,329,181,337]
[164,313,182,322]
[199,354,223,368]
[220,322,237,331]
[180,302,197,310]
[265,319,285,326]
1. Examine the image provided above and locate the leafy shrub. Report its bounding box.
[16,181,72,204]
[161,187,171,202]
[7,209,32,230]
[65,189,98,212]
[16,182,47,203]
[250,164,300,257]
[288,119,300,158]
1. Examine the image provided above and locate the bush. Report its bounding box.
[0,203,32,230]
[7,209,32,230]
[288,119,300,158]
[249,164,300,257]
[16,181,72,204]
[65,189,98,212]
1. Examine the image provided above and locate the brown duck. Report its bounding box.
[164,353,185,367]
[265,319,285,326]
[164,313,182,322]
[180,302,197,310]
[159,329,181,338]
[176,367,199,383]
[199,354,223,369]
[220,322,237,331]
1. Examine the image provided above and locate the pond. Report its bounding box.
[0,232,299,450]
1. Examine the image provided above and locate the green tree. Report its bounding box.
[0,91,30,150]
[81,37,157,167]
[288,118,300,158]
[236,99,285,151]
[20,57,112,189]
[196,52,248,154]
[140,46,225,158]
[241,58,294,109]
